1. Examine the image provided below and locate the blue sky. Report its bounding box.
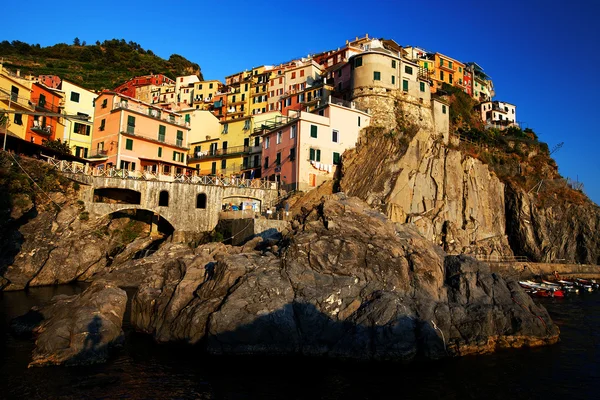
[4,0,600,204]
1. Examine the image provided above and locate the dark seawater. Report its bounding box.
[1,286,599,400]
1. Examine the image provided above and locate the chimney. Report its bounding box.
[16,70,20,77]
[366,33,369,39]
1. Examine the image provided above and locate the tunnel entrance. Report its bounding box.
[94,188,141,205]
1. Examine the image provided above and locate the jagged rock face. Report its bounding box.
[131,194,558,361]
[505,187,600,264]
[342,119,512,257]
[20,280,127,367]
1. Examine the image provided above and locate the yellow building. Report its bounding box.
[0,64,33,141]
[249,66,272,116]
[431,53,465,93]
[60,80,96,158]
[191,80,223,110]
[188,111,281,178]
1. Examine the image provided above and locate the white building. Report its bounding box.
[480,100,517,129]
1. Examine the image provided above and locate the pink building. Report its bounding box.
[89,91,191,178]
[261,97,370,191]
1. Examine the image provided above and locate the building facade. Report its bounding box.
[60,80,96,158]
[26,82,64,145]
[89,92,190,178]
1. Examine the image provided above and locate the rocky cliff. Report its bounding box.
[130,194,558,360]
[341,94,600,263]
[341,99,512,258]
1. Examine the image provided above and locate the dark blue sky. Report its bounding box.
[5,0,600,203]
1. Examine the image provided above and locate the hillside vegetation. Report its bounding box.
[0,39,203,91]
[440,84,586,206]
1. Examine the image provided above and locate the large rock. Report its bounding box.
[26,280,127,367]
[131,194,559,360]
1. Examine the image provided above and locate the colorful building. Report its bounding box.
[114,74,175,99]
[192,80,223,110]
[0,64,33,141]
[89,92,190,178]
[188,112,281,178]
[479,100,517,129]
[429,53,465,93]
[59,80,96,158]
[261,97,370,191]
[465,62,494,102]
[26,82,64,145]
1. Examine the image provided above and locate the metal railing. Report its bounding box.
[46,158,277,190]
[113,101,186,127]
[472,254,530,263]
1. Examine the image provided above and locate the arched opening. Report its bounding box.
[94,188,141,204]
[158,190,169,207]
[196,193,207,209]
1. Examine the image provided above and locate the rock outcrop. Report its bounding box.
[131,194,558,360]
[505,186,600,264]
[18,280,127,367]
[341,110,511,257]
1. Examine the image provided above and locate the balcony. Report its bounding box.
[438,63,455,73]
[30,121,52,136]
[252,114,299,134]
[189,145,251,162]
[113,101,186,127]
[88,149,109,159]
[120,127,189,150]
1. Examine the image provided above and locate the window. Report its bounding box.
[392,60,397,68]
[158,191,169,207]
[74,122,91,136]
[14,114,22,125]
[176,130,183,146]
[254,137,260,147]
[158,125,166,142]
[290,124,297,138]
[405,66,413,75]
[264,137,270,149]
[440,70,444,80]
[420,82,425,92]
[196,194,207,209]
[300,70,305,77]
[199,84,203,90]
[158,147,162,157]
[354,57,362,68]
[291,72,296,79]
[332,130,339,143]
[99,119,106,131]
[211,162,216,175]
[243,119,250,130]
[209,83,213,89]
[127,115,135,133]
[358,116,361,127]
[442,105,447,114]
[459,67,462,73]
[101,99,107,109]
[264,156,269,168]
[289,147,296,161]
[402,79,409,92]
[449,61,453,69]
[277,131,282,144]
[310,125,318,138]
[222,123,228,134]
[333,152,341,165]
[373,71,381,81]
[125,138,133,150]
[276,152,281,165]
[70,91,80,103]
[10,85,19,102]
[309,148,321,162]
[221,159,226,169]
[439,59,444,67]
[38,94,46,108]
[392,75,396,85]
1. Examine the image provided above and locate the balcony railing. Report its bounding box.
[114,101,186,127]
[88,149,108,158]
[189,145,251,161]
[120,127,189,150]
[31,122,52,135]
[252,114,299,134]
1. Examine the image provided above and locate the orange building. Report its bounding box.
[26,83,64,145]
[89,91,191,178]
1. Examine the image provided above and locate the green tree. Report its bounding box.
[73,37,81,46]
[42,139,72,155]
